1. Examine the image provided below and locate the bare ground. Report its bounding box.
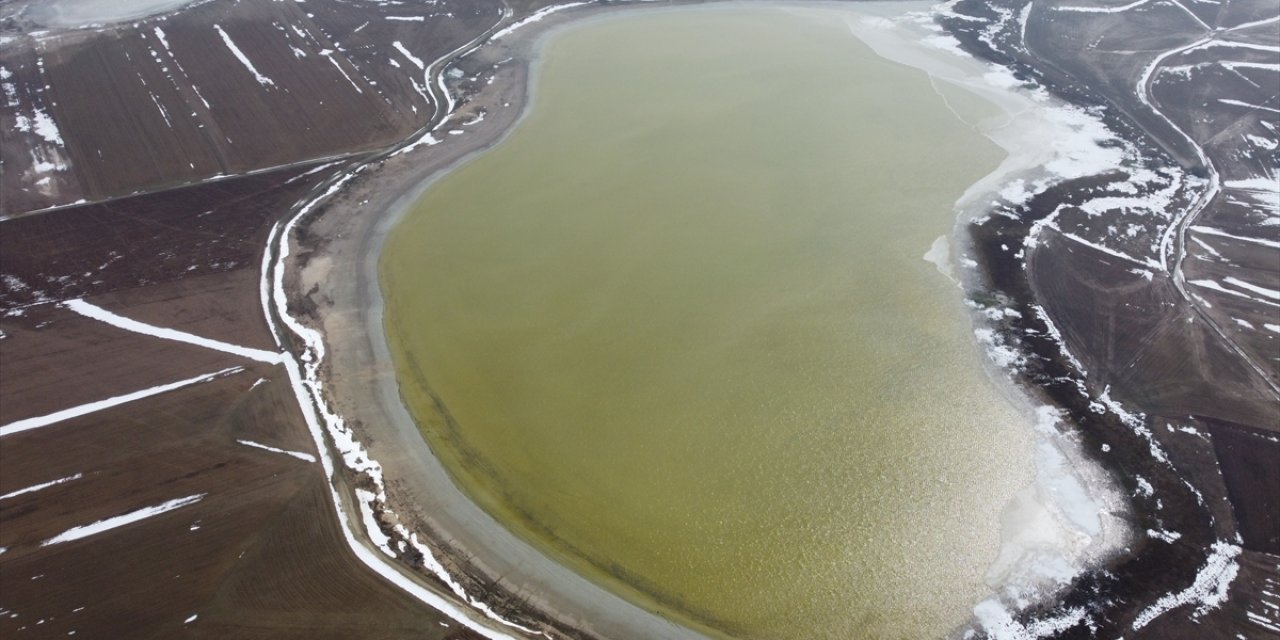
[0,270,488,639]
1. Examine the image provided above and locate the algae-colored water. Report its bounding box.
[382,6,1032,638]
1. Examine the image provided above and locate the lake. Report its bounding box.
[381,5,1033,637]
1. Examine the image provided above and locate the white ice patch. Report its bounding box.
[1000,178,1033,204]
[392,41,425,70]
[976,404,1127,638]
[30,109,64,146]
[63,299,284,364]
[1132,541,1242,629]
[1219,99,1280,114]
[923,235,957,281]
[1054,0,1154,13]
[153,27,171,52]
[237,439,316,463]
[214,25,276,88]
[844,1,1168,272]
[0,473,83,501]
[975,327,1026,370]
[986,408,1108,592]
[921,32,970,57]
[1190,225,1280,249]
[1190,279,1280,307]
[489,2,591,41]
[1223,276,1280,300]
[321,51,363,94]
[1245,134,1278,151]
[41,494,206,546]
[1031,305,1086,374]
[356,488,396,558]
[391,131,439,157]
[974,599,1088,639]
[0,367,244,437]
[1148,528,1182,543]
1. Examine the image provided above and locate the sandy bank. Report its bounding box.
[283,3,718,638]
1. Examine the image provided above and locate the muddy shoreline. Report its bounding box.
[284,2,724,637]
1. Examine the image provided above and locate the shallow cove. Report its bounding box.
[381,5,1033,638]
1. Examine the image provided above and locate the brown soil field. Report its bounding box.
[1207,419,1280,554]
[87,267,279,352]
[0,303,245,423]
[0,0,519,215]
[0,289,482,639]
[0,165,331,309]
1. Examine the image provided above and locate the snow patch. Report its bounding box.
[392,41,425,70]
[41,494,206,546]
[1132,542,1242,629]
[237,439,316,463]
[0,473,83,501]
[0,367,244,437]
[214,25,276,88]
[490,2,591,41]
[1223,276,1280,300]
[1190,225,1280,249]
[63,299,283,364]
[923,235,957,281]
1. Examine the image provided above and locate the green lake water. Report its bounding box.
[381,6,1032,638]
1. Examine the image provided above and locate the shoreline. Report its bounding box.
[282,2,722,637]
[281,1,1151,638]
[835,1,1136,616]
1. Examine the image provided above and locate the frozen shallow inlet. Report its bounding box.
[25,0,197,27]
